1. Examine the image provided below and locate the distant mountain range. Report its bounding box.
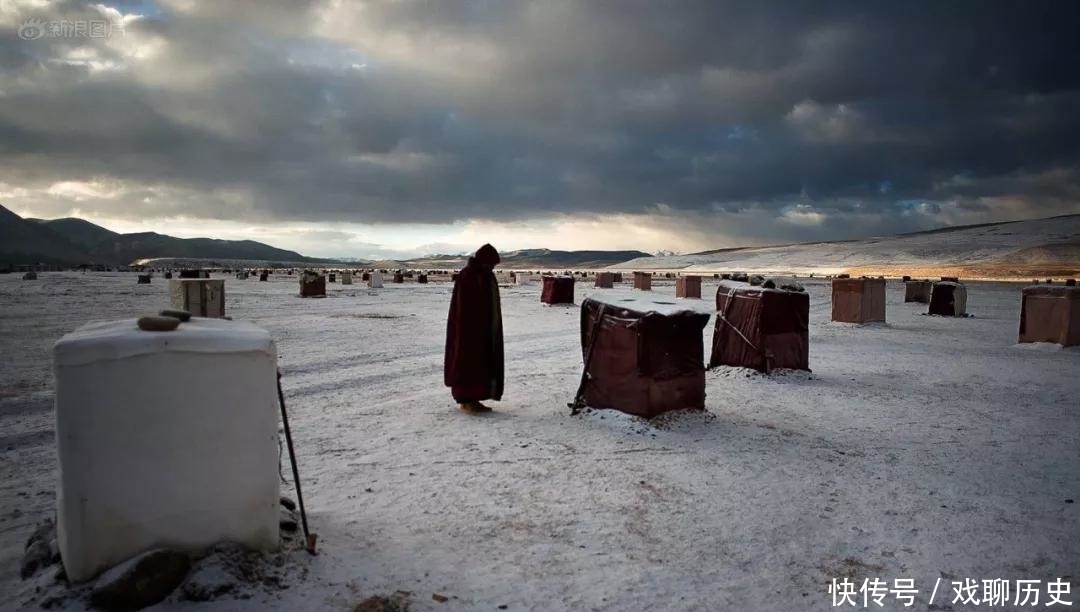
[0,205,89,264]
[0,205,652,269]
[613,214,1080,279]
[8,203,1076,277]
[0,204,333,266]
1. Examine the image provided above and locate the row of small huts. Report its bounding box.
[164,270,1079,358]
[568,275,1078,419]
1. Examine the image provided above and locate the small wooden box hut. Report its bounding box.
[541,276,575,305]
[299,271,326,298]
[169,279,226,317]
[1018,285,1079,347]
[575,297,711,418]
[675,275,702,299]
[831,277,886,323]
[709,281,809,373]
[928,281,968,316]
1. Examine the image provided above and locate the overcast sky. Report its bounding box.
[2,1,1078,258]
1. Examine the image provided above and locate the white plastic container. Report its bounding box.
[169,279,225,318]
[53,318,280,582]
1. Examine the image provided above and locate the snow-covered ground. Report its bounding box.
[1,272,1078,611]
[613,215,1080,277]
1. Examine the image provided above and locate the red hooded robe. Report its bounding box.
[444,244,504,402]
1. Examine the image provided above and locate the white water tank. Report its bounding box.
[53,318,280,582]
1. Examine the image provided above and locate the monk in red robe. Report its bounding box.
[444,244,504,413]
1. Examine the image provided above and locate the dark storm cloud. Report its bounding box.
[1,0,1078,237]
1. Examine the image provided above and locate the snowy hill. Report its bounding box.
[612,214,1080,279]
[404,248,652,270]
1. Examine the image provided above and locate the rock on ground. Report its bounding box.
[89,549,191,611]
[20,519,58,579]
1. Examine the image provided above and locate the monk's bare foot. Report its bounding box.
[459,402,492,414]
